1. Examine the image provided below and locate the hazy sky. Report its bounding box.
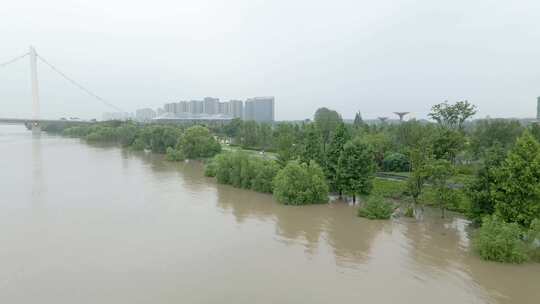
[1,0,540,120]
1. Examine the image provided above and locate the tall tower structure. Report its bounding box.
[394,112,409,122]
[29,46,40,133]
[537,97,540,121]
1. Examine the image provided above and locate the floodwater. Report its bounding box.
[0,125,538,304]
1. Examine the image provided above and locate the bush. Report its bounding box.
[166,147,185,161]
[178,125,221,159]
[204,160,217,177]
[273,160,329,205]
[251,159,281,193]
[473,215,528,263]
[382,152,410,172]
[357,195,394,219]
[208,152,280,193]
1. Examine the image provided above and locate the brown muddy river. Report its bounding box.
[1,125,538,303]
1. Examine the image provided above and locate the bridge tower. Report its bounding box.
[29,46,40,133]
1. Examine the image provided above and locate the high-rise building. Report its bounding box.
[217,101,230,116]
[135,108,156,122]
[203,97,219,115]
[244,97,275,122]
[229,100,244,119]
[190,100,204,114]
[537,96,540,120]
[164,102,176,114]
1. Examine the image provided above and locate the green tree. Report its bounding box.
[362,132,393,168]
[493,131,540,227]
[258,123,273,150]
[432,127,464,162]
[325,122,351,193]
[314,107,343,151]
[470,119,523,158]
[466,144,506,224]
[406,143,433,207]
[474,215,529,263]
[530,123,540,142]
[300,124,325,166]
[273,123,299,165]
[223,118,243,144]
[353,111,365,128]
[116,123,138,146]
[429,159,457,218]
[148,125,183,153]
[251,159,280,193]
[429,100,477,130]
[337,138,376,202]
[273,160,329,205]
[382,152,409,172]
[177,125,221,159]
[240,121,259,148]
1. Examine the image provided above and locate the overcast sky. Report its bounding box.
[1,0,540,120]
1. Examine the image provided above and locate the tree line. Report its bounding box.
[54,100,540,263]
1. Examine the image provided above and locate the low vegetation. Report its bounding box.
[357,195,395,220]
[473,215,529,263]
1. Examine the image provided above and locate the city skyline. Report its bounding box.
[2,1,540,121]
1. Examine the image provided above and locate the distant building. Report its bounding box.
[163,102,176,114]
[244,96,275,122]
[102,112,131,121]
[537,96,540,120]
[229,100,244,119]
[135,108,156,122]
[190,100,204,114]
[203,97,219,115]
[217,101,230,116]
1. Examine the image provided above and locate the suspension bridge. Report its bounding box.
[0,46,125,132]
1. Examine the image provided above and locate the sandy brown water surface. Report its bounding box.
[1,125,538,303]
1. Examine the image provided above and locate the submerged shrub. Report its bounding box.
[473,215,528,263]
[166,147,185,161]
[273,160,329,205]
[207,152,280,194]
[357,195,394,220]
[204,159,217,177]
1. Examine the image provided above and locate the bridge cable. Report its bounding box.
[0,52,29,68]
[36,54,126,113]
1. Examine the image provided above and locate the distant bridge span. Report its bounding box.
[1,46,125,133]
[0,118,92,130]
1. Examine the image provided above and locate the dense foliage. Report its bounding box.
[51,100,540,263]
[382,152,409,172]
[357,196,395,220]
[491,132,540,227]
[337,138,376,201]
[62,122,219,159]
[473,215,529,263]
[273,160,329,205]
[207,152,280,193]
[175,125,221,159]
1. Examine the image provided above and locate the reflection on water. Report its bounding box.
[1,125,539,304]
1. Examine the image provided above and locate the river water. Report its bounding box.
[0,125,538,304]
